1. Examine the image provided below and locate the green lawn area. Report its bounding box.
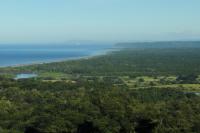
[38,72,72,80]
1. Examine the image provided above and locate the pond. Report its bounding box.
[14,73,38,80]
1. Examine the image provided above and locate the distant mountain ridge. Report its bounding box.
[116,41,200,48]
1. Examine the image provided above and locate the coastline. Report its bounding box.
[0,47,120,69]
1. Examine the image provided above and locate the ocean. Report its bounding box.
[0,44,114,67]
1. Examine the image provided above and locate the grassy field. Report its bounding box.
[120,75,200,92]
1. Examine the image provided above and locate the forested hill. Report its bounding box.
[116,41,200,49]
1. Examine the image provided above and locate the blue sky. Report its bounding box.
[0,0,200,43]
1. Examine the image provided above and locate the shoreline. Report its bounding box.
[0,48,120,69]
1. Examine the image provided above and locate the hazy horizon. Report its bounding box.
[1,0,200,44]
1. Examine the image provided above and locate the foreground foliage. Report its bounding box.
[0,78,200,133]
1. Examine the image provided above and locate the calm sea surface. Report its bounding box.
[0,44,114,67]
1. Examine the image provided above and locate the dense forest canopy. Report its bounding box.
[0,77,200,133]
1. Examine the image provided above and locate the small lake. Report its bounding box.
[15,74,38,80]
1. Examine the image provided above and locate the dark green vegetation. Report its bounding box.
[1,45,200,133]
[116,41,200,49]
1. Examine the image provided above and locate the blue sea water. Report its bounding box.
[0,44,114,67]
